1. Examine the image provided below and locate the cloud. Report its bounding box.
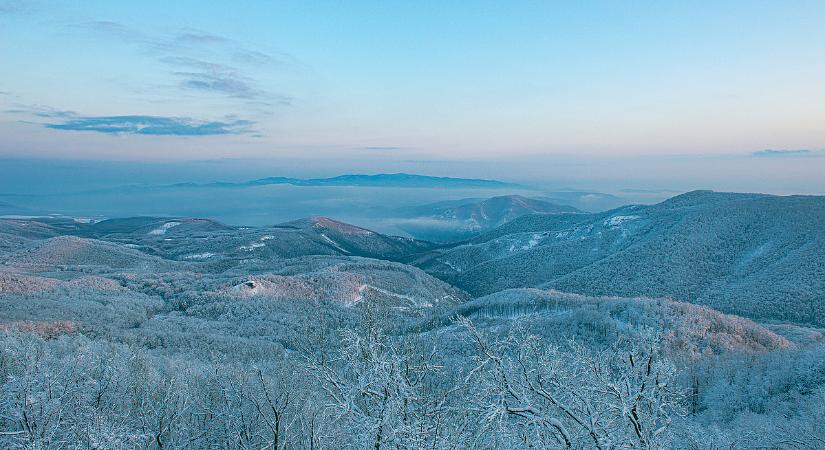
[159,56,290,103]
[174,31,229,46]
[4,103,78,118]
[752,149,824,158]
[73,20,147,43]
[45,115,254,136]
[232,49,279,66]
[179,72,254,96]
[71,21,292,106]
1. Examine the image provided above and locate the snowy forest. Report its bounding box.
[1,191,824,448]
[4,1,825,447]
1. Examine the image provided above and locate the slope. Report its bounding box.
[420,191,825,325]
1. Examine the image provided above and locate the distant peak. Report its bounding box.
[288,216,375,235]
[659,190,769,208]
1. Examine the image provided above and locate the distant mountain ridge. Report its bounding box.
[38,173,522,198]
[178,173,521,189]
[393,195,580,242]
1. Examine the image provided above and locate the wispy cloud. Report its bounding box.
[5,101,258,137]
[76,20,143,42]
[71,20,290,107]
[45,115,254,136]
[173,31,229,46]
[752,149,824,158]
[4,103,78,118]
[159,56,290,105]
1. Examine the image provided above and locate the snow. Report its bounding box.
[259,235,275,241]
[358,283,424,308]
[349,283,368,306]
[239,242,265,251]
[507,233,544,253]
[738,242,771,268]
[184,252,215,260]
[522,233,542,250]
[148,221,181,235]
[441,259,462,273]
[320,233,350,253]
[604,215,640,227]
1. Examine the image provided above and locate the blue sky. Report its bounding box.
[1,0,824,166]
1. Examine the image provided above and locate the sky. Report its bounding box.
[1,0,824,192]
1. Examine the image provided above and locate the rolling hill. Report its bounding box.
[0,215,436,263]
[392,195,580,242]
[427,288,792,355]
[419,191,825,325]
[2,199,824,448]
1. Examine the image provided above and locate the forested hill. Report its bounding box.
[2,195,825,447]
[393,195,580,241]
[419,190,825,325]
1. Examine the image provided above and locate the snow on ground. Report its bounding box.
[320,233,350,253]
[604,215,640,227]
[148,222,181,235]
[522,233,542,250]
[507,233,545,252]
[441,259,462,273]
[360,283,425,308]
[349,283,368,306]
[184,252,215,260]
[239,242,265,251]
[738,242,771,268]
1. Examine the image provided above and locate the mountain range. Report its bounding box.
[2,189,825,447]
[418,190,825,325]
[166,173,521,189]
[3,189,823,327]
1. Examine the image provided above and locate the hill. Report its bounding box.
[2,202,824,448]
[393,195,580,242]
[0,215,436,263]
[88,217,233,237]
[419,191,825,325]
[6,235,175,272]
[426,288,791,355]
[215,256,468,310]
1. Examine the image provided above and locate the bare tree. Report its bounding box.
[458,316,686,449]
